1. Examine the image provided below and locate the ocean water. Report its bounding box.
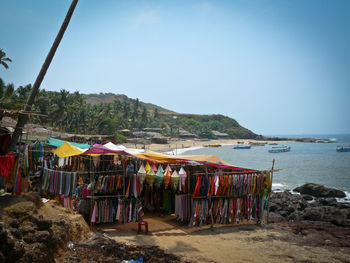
[182,134,350,197]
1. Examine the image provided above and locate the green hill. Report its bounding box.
[0,78,259,141]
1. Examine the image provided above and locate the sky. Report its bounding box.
[0,0,349,135]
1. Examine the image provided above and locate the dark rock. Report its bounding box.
[9,219,20,228]
[302,194,313,201]
[20,225,36,235]
[303,207,323,221]
[31,217,52,231]
[288,211,303,221]
[10,228,22,239]
[23,233,35,244]
[0,252,4,263]
[0,230,8,244]
[293,183,346,198]
[34,231,51,243]
[6,242,24,262]
[318,198,338,206]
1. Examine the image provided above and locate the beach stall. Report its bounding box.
[38,141,273,228]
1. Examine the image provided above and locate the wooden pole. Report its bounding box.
[266,159,275,224]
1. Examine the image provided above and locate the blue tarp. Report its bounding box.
[46,137,91,149]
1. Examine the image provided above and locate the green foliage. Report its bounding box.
[0,78,257,139]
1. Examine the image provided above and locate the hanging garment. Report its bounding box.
[178,167,187,192]
[137,164,146,193]
[171,170,180,190]
[0,153,15,178]
[163,165,171,189]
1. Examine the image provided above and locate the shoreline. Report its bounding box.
[123,138,295,153]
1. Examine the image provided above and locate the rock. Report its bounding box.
[303,207,323,221]
[302,194,313,201]
[318,198,338,206]
[34,231,51,243]
[10,228,22,239]
[0,230,8,244]
[31,217,52,231]
[0,252,4,263]
[293,183,346,198]
[23,233,35,244]
[288,211,303,221]
[9,219,20,229]
[20,225,36,235]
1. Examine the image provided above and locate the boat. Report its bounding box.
[204,144,221,148]
[233,145,251,149]
[268,145,291,153]
[336,145,350,152]
[268,143,278,145]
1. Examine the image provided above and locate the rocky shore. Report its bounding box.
[269,183,350,227]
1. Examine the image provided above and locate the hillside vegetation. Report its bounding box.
[0,78,258,140]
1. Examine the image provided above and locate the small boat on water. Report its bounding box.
[336,145,350,152]
[233,145,251,149]
[268,143,278,145]
[204,144,221,148]
[268,145,291,153]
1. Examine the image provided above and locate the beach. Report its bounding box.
[124,138,290,153]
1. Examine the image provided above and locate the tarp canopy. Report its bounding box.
[134,151,256,171]
[50,140,255,171]
[104,142,144,155]
[83,144,130,156]
[51,141,87,158]
[46,137,91,149]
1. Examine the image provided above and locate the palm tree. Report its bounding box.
[0,49,12,70]
[6,0,79,153]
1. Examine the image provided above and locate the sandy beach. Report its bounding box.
[124,139,292,153]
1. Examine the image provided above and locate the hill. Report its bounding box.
[84,93,174,114]
[0,78,259,141]
[82,93,258,140]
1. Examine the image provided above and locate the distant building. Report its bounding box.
[212,130,229,139]
[179,128,198,139]
[142,128,164,133]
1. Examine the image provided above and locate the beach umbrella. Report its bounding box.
[163,165,172,189]
[155,165,164,188]
[178,167,187,191]
[171,170,180,190]
[138,164,147,192]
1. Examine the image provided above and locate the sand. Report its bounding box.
[124,138,291,153]
[99,214,350,263]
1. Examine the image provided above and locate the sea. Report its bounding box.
[180,134,350,200]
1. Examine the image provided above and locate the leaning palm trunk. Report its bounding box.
[5,0,79,153]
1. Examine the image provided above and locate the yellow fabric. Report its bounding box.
[51,142,84,158]
[145,162,151,174]
[264,171,272,190]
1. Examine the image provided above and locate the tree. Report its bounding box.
[0,49,12,70]
[6,0,79,153]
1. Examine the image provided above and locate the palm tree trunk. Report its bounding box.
[5,0,79,153]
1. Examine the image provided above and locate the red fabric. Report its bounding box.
[0,152,15,177]
[192,176,202,198]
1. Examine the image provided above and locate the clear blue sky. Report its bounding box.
[1,0,349,135]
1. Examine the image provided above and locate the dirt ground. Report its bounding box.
[98,214,350,263]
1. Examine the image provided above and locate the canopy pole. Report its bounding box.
[266,159,275,225]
